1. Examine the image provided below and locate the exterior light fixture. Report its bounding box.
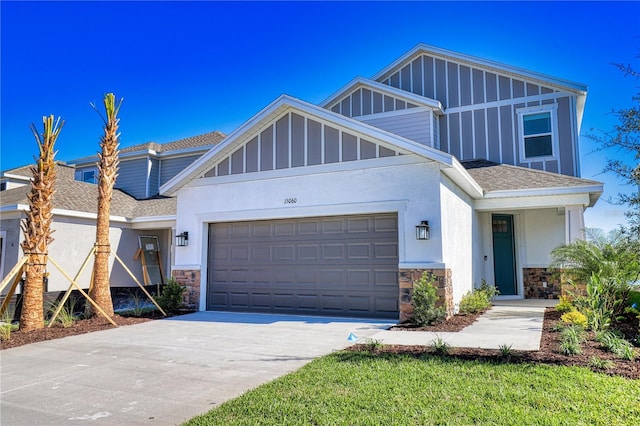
[176,231,189,247]
[415,221,430,240]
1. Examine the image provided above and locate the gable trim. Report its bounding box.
[373,44,588,94]
[160,95,460,196]
[319,77,444,113]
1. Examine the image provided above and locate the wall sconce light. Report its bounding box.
[415,221,430,240]
[176,231,189,247]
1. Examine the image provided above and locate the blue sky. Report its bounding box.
[1,1,638,231]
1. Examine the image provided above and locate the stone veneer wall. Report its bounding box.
[172,269,201,308]
[523,267,561,299]
[398,268,453,322]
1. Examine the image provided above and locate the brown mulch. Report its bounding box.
[388,310,484,332]
[352,309,640,380]
[3,308,639,380]
[0,315,152,350]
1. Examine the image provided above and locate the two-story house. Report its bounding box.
[161,44,602,320]
[1,44,603,321]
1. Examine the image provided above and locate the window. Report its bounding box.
[75,168,98,184]
[517,105,557,161]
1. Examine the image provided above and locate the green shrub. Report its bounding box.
[0,322,12,341]
[157,278,187,315]
[555,295,574,313]
[46,297,79,328]
[458,280,498,315]
[561,310,588,328]
[587,356,614,370]
[596,330,636,360]
[361,338,385,351]
[499,344,513,361]
[411,272,446,326]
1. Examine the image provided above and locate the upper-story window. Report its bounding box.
[75,168,98,184]
[517,105,558,162]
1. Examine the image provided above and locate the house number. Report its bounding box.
[284,198,297,204]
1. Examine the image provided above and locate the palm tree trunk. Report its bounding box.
[20,116,62,332]
[88,93,122,317]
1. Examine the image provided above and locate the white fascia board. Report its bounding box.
[319,77,444,114]
[155,146,213,158]
[475,193,592,212]
[399,262,447,270]
[372,43,588,94]
[483,184,603,200]
[160,94,456,196]
[1,173,31,182]
[50,208,130,223]
[441,159,484,199]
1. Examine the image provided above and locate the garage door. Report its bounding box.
[207,213,399,318]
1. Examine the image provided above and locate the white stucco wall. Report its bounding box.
[173,157,450,304]
[439,176,474,308]
[521,208,566,267]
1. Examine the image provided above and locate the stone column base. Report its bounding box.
[398,268,453,322]
[172,269,201,308]
[523,268,561,299]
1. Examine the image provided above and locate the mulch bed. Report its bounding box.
[3,308,639,380]
[0,315,152,350]
[351,309,640,380]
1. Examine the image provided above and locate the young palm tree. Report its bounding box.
[20,115,63,331]
[89,93,123,317]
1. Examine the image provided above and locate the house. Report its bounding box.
[0,131,226,297]
[1,44,603,322]
[160,44,602,321]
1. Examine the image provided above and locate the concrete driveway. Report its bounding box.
[0,312,393,425]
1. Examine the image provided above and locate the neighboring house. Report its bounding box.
[0,164,176,293]
[160,44,603,321]
[0,131,226,296]
[70,130,226,199]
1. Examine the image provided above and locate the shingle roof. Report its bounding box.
[71,130,226,163]
[1,165,35,178]
[1,164,175,218]
[461,159,602,193]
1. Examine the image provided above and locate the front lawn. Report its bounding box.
[185,352,640,425]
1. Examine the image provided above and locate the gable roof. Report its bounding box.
[0,164,175,219]
[371,43,588,126]
[319,77,444,113]
[462,159,602,206]
[373,43,588,94]
[70,130,226,164]
[160,94,483,198]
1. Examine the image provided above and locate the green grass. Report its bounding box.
[185,352,640,425]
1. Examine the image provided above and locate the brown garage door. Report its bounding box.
[207,213,399,318]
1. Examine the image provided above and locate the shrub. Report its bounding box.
[0,322,12,341]
[597,330,636,360]
[361,338,385,351]
[46,297,79,328]
[157,278,187,315]
[555,295,574,313]
[411,272,446,326]
[459,280,498,315]
[561,310,587,328]
[499,344,513,361]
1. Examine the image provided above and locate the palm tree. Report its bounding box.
[20,115,63,331]
[89,93,123,317]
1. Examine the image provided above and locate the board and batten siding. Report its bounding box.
[204,112,401,178]
[379,53,579,176]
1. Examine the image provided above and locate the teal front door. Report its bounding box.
[492,214,517,296]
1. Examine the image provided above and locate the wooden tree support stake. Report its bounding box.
[48,256,117,327]
[47,247,96,327]
[0,257,28,318]
[112,250,167,317]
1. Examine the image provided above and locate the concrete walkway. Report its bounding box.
[0,312,392,426]
[368,299,555,351]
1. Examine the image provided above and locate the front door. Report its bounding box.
[492,214,517,296]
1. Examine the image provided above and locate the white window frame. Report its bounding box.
[517,105,558,163]
[75,167,98,184]
[0,231,6,281]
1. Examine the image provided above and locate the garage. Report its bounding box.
[207,213,399,318]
